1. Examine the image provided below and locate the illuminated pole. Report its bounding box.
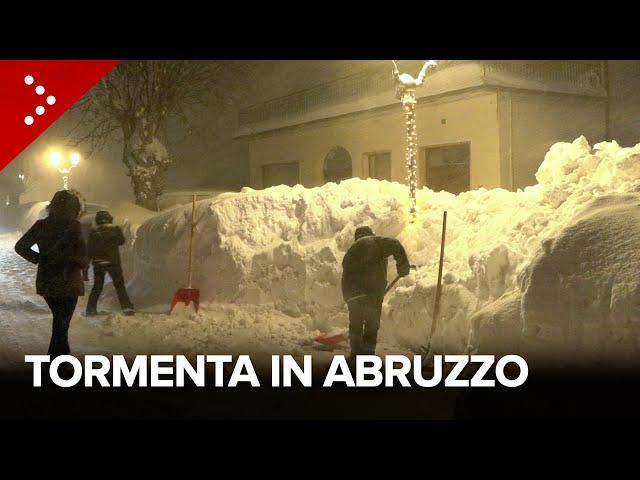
[392,60,437,220]
[402,89,418,217]
[49,150,81,190]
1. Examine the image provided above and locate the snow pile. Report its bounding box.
[158,190,237,210]
[128,137,640,354]
[471,193,640,361]
[519,194,640,351]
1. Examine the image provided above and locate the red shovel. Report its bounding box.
[171,194,200,313]
[314,333,348,347]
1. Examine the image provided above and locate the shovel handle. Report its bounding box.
[429,211,447,339]
[384,275,401,294]
[383,264,418,295]
[187,193,196,288]
[346,264,417,304]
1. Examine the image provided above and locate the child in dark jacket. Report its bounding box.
[85,210,134,316]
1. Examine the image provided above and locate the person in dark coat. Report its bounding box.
[14,190,88,358]
[86,210,134,316]
[341,226,410,357]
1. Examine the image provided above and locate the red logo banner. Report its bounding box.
[0,60,120,170]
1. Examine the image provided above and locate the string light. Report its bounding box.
[392,60,437,222]
[402,89,419,219]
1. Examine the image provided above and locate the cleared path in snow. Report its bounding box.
[0,233,126,370]
[0,233,354,371]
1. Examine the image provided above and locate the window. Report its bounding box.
[323,147,352,184]
[367,152,391,181]
[422,143,470,194]
[262,163,300,188]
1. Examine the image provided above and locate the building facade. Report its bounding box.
[236,61,608,193]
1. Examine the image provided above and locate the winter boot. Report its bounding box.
[122,308,135,317]
[349,334,363,358]
[361,342,376,356]
[85,308,97,317]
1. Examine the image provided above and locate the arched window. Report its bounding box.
[323,147,352,184]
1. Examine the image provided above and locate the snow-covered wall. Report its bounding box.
[128,137,640,354]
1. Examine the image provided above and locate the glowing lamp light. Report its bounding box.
[46,149,83,190]
[70,152,81,166]
[49,151,62,167]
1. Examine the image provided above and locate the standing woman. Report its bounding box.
[15,190,88,357]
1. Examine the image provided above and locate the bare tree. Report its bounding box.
[71,60,242,210]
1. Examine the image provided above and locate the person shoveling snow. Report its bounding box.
[341,226,410,358]
[313,261,415,352]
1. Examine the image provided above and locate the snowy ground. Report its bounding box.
[0,233,121,371]
[0,232,411,373]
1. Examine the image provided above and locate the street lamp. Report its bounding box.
[391,60,437,221]
[48,149,81,190]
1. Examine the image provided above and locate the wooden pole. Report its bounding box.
[429,211,447,340]
[187,193,196,288]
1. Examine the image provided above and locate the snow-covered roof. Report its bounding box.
[236,60,606,138]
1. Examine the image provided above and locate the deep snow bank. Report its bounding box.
[129,137,640,353]
[519,194,640,351]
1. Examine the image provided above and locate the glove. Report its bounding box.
[398,263,411,277]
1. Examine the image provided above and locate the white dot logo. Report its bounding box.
[22,75,56,127]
